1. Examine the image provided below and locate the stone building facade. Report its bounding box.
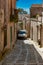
[0,0,17,53]
[30,4,43,18]
[30,4,43,47]
[30,17,43,47]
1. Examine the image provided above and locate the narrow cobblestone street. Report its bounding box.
[2,40,43,65]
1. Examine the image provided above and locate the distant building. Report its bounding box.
[30,4,43,18]
[18,14,30,21]
[18,14,30,37]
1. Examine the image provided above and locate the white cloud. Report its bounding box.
[23,8,30,14]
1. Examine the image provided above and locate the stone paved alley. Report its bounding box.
[1,40,43,65]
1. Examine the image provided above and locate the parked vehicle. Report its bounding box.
[17,30,27,39]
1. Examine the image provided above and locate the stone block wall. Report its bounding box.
[0,9,4,51]
[7,22,17,49]
[30,18,43,47]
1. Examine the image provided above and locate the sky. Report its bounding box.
[16,0,42,14]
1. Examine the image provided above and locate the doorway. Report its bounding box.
[10,27,12,48]
[4,26,7,48]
